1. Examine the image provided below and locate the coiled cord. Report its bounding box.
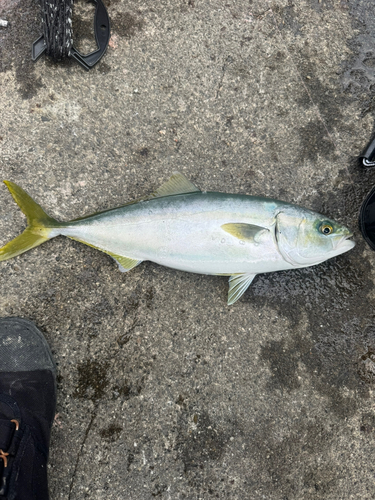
[38,0,74,59]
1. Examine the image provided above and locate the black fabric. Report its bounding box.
[38,0,74,59]
[0,420,18,451]
[0,373,55,500]
[0,319,56,500]
[359,186,375,251]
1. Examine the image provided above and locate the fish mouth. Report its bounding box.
[337,233,355,252]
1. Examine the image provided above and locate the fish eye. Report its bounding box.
[320,223,333,235]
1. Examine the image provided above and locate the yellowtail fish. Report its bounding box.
[0,173,355,305]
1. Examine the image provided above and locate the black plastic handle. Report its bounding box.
[360,135,375,167]
[32,34,46,61]
[32,0,110,70]
[70,0,110,70]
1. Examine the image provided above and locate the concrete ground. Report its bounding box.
[1,0,375,498]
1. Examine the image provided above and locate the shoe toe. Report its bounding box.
[0,318,55,373]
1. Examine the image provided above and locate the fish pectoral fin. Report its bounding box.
[221,223,269,242]
[227,273,256,305]
[151,172,200,198]
[108,253,143,273]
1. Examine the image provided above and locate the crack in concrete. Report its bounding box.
[68,405,98,500]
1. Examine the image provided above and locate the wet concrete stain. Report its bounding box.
[297,120,336,162]
[342,0,375,114]
[295,58,346,132]
[174,406,340,498]
[176,408,229,482]
[302,464,338,497]
[260,337,301,392]
[180,0,196,11]
[244,417,338,498]
[151,484,168,497]
[265,50,287,71]
[274,3,303,36]
[111,12,144,38]
[98,61,111,74]
[74,359,109,400]
[7,260,104,330]
[71,0,97,54]
[112,379,143,400]
[126,452,134,472]
[308,0,336,13]
[100,423,123,442]
[291,54,354,162]
[251,165,375,418]
[274,5,359,150]
[4,241,155,358]
[138,147,149,157]
[81,297,114,337]
[357,344,375,383]
[0,0,44,99]
[117,284,154,345]
[360,411,375,433]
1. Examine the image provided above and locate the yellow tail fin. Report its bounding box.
[0,181,61,262]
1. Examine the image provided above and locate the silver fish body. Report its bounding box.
[0,174,355,304]
[56,192,293,275]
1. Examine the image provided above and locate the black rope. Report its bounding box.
[38,0,74,60]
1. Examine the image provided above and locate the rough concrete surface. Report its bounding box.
[1,0,375,498]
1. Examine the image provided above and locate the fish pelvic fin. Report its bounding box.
[0,181,63,262]
[227,273,256,305]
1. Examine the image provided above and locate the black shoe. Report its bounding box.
[0,318,56,500]
[359,185,375,251]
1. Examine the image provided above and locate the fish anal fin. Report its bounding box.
[151,172,200,198]
[227,273,256,305]
[221,223,268,242]
[67,237,142,272]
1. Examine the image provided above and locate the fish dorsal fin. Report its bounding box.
[221,223,269,242]
[228,273,256,305]
[151,172,200,199]
[71,173,200,222]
